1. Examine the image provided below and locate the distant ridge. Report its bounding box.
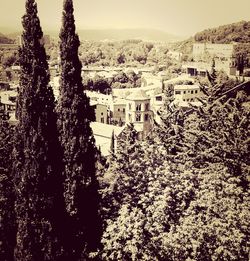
[76,28,185,42]
[0,32,14,44]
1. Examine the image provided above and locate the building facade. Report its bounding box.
[125,89,154,137]
[193,43,235,62]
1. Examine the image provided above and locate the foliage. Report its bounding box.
[1,51,18,68]
[79,40,173,67]
[101,79,250,260]
[57,0,102,258]
[0,118,16,261]
[83,70,142,94]
[13,1,64,260]
[194,21,250,44]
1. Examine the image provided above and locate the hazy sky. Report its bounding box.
[0,0,250,36]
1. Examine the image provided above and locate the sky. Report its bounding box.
[0,0,250,36]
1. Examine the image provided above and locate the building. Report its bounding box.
[167,50,183,61]
[125,89,154,137]
[90,101,108,124]
[0,90,17,112]
[173,84,204,107]
[85,90,112,106]
[193,43,235,61]
[109,98,126,125]
[183,60,237,77]
[90,122,125,156]
[182,63,209,77]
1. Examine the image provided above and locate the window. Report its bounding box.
[145,103,149,111]
[183,99,185,101]
[195,90,198,94]
[156,96,162,101]
[145,114,149,121]
[101,117,104,123]
[136,113,141,122]
[123,108,125,113]
[118,108,120,112]
[101,112,103,116]
[191,90,194,94]
[183,91,186,94]
[175,91,181,94]
[136,104,141,111]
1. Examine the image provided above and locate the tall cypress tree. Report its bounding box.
[13,1,64,260]
[57,0,101,257]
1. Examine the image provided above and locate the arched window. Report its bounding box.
[136,104,141,111]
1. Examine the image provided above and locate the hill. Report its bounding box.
[194,20,250,43]
[0,32,14,44]
[169,21,250,59]
[77,28,185,42]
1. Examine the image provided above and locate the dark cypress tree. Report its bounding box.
[57,0,101,257]
[13,0,64,260]
[110,130,115,154]
[0,117,16,261]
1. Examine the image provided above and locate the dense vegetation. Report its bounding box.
[194,21,250,43]
[79,40,173,67]
[100,76,250,260]
[0,116,16,261]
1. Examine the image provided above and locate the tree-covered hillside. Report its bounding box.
[194,21,250,43]
[169,21,250,62]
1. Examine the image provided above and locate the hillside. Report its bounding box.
[169,21,250,59]
[194,20,250,43]
[0,32,14,44]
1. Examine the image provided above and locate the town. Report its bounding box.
[1,37,249,156]
[0,1,249,260]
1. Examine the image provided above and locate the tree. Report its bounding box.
[237,54,245,76]
[1,52,18,68]
[57,0,102,258]
[0,117,16,261]
[101,85,250,260]
[110,130,115,154]
[13,1,64,260]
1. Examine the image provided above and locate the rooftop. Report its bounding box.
[90,122,124,139]
[126,89,149,101]
[174,84,200,90]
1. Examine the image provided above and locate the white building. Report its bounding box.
[173,84,204,107]
[193,43,235,61]
[125,89,154,137]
